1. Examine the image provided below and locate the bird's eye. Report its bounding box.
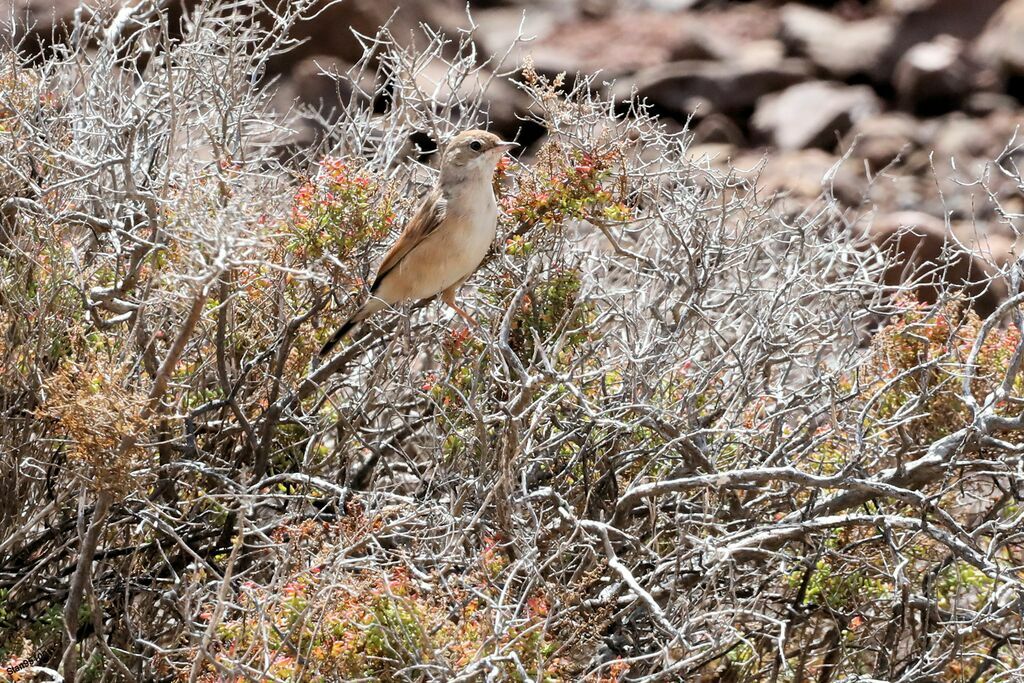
[469,140,482,152]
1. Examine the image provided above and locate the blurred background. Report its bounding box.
[6,0,1024,241]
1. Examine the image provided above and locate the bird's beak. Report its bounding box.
[496,141,519,152]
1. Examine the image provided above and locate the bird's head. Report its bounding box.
[440,129,518,181]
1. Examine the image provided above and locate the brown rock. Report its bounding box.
[734,40,787,68]
[692,114,746,146]
[975,0,1024,77]
[752,81,882,151]
[684,142,737,172]
[931,114,999,161]
[878,0,933,12]
[844,113,920,170]
[855,211,1006,317]
[266,0,470,75]
[5,0,464,80]
[5,0,106,37]
[953,223,1023,270]
[894,36,979,114]
[473,5,572,70]
[691,3,782,60]
[616,58,811,120]
[4,0,196,57]
[888,0,1006,54]
[267,55,372,153]
[963,92,1022,116]
[404,58,531,140]
[780,5,895,81]
[758,149,863,204]
[876,0,1006,84]
[287,56,362,111]
[726,148,865,208]
[527,12,716,80]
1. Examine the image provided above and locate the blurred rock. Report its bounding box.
[748,148,865,206]
[616,59,811,120]
[577,0,617,20]
[641,0,703,10]
[287,56,362,112]
[931,114,999,161]
[780,5,895,81]
[473,5,571,68]
[695,3,782,59]
[410,59,533,140]
[878,0,933,12]
[975,0,1024,78]
[963,92,1022,116]
[692,114,746,145]
[5,0,474,78]
[752,81,882,151]
[466,0,526,7]
[855,211,1006,316]
[726,39,789,74]
[882,0,1006,78]
[267,0,470,75]
[4,0,196,58]
[5,0,100,39]
[684,142,737,171]
[267,55,375,153]
[893,0,1006,44]
[894,36,978,115]
[844,113,919,170]
[527,12,716,80]
[953,223,1023,269]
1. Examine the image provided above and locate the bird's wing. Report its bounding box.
[370,188,447,294]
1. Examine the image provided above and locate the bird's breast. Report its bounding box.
[390,188,497,302]
[441,192,498,281]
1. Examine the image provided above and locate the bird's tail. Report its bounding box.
[318,317,358,359]
[318,298,385,359]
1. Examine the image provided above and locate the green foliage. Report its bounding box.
[935,561,997,610]
[499,145,632,230]
[7,13,1024,683]
[483,267,593,364]
[856,295,1023,443]
[288,158,396,271]
[789,558,889,611]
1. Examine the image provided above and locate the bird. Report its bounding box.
[318,129,518,360]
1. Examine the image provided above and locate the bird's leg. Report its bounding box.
[441,286,479,329]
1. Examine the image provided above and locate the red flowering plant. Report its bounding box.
[186,519,573,681]
[470,134,629,375]
[499,143,633,235]
[841,294,1023,448]
[476,62,634,368]
[287,157,397,284]
[747,294,1024,675]
[0,54,80,386]
[740,293,1024,493]
[420,326,489,446]
[205,157,401,377]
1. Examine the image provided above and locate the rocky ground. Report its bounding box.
[7,0,1024,304]
[487,0,1024,302]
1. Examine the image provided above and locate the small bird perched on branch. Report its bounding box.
[318,129,517,360]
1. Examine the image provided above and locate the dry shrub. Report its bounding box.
[1,2,1024,682]
[37,355,150,495]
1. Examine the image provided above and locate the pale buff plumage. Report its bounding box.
[318,129,517,359]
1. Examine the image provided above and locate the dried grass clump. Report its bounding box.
[38,356,150,494]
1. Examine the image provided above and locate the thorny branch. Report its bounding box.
[2,1,1024,681]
